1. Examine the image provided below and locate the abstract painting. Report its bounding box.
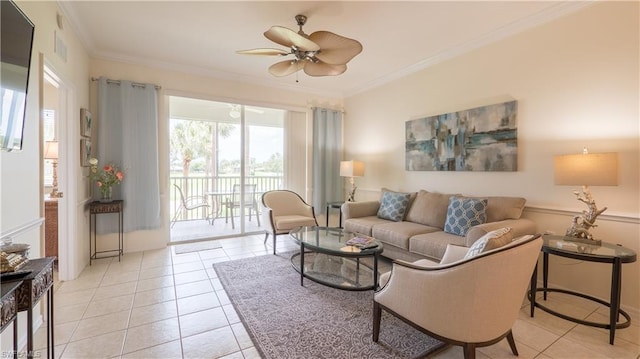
[406,100,518,171]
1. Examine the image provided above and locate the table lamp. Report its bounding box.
[554,148,618,244]
[44,141,61,198]
[340,160,364,202]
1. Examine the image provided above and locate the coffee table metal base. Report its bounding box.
[291,245,379,291]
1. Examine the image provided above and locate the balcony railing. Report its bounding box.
[170,175,283,223]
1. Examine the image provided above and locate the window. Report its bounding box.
[168,96,286,240]
[43,109,55,186]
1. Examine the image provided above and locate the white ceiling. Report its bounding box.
[58,1,590,98]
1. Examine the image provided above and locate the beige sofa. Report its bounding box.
[342,189,537,262]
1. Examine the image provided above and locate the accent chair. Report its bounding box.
[373,233,542,359]
[261,190,317,254]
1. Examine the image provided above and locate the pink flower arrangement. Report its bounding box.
[89,158,124,196]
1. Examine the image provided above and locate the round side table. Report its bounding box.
[325,201,345,228]
[529,235,637,345]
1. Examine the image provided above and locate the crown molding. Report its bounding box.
[90,50,343,99]
[344,1,596,98]
[57,1,342,99]
[56,1,96,55]
[58,0,595,100]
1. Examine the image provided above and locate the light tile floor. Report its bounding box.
[35,234,639,359]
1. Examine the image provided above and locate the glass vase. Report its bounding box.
[100,187,113,203]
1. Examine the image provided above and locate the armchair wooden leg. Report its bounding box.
[264,232,269,244]
[463,344,476,359]
[506,330,519,356]
[272,235,277,255]
[372,301,382,342]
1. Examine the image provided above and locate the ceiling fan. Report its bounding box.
[237,15,363,78]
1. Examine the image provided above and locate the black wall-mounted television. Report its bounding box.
[1,0,35,152]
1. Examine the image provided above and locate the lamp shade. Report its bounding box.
[554,152,618,186]
[340,160,365,177]
[44,141,59,160]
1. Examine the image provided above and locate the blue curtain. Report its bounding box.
[96,77,161,233]
[312,108,343,214]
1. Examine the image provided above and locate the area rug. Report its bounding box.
[173,239,222,254]
[213,253,446,359]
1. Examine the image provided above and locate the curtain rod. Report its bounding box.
[91,77,161,90]
[310,106,345,114]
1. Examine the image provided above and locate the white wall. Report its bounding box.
[1,0,91,351]
[344,2,639,311]
[87,59,343,254]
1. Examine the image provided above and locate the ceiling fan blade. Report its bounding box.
[309,31,363,65]
[268,60,305,77]
[236,48,290,56]
[303,61,347,77]
[264,26,320,52]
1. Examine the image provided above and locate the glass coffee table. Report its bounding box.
[289,226,384,291]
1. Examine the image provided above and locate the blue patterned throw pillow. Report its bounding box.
[377,191,411,222]
[444,197,488,236]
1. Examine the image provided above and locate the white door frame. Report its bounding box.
[42,57,77,280]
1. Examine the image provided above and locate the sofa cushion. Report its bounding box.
[485,196,527,222]
[404,190,455,229]
[463,227,513,259]
[444,197,488,236]
[344,216,391,236]
[372,221,439,250]
[409,231,467,260]
[377,190,412,221]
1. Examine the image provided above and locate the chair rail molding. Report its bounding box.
[524,206,639,224]
[1,218,45,242]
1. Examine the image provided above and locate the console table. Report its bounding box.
[89,200,124,265]
[3,257,55,358]
[1,280,23,359]
[529,235,636,345]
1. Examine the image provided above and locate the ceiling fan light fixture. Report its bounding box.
[238,14,362,78]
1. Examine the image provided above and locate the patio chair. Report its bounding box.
[224,184,260,229]
[171,184,210,228]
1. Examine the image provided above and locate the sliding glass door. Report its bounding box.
[169,96,285,242]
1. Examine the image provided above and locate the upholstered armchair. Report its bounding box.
[373,233,542,359]
[261,190,317,254]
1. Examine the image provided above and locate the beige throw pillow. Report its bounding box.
[463,227,513,259]
[404,190,455,229]
[485,197,527,222]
